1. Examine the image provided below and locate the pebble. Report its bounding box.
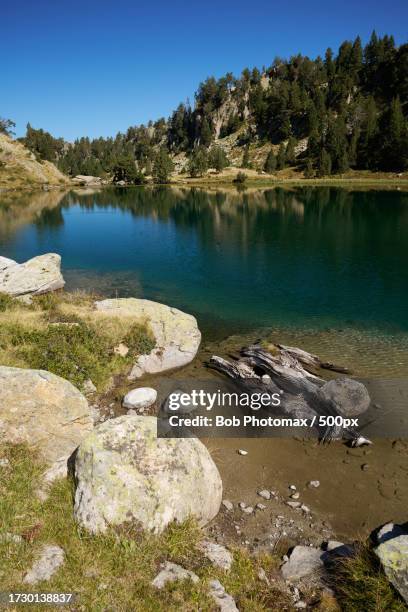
[222,500,234,511]
[256,503,266,510]
[242,506,254,514]
[301,504,310,513]
[0,458,10,468]
[290,492,300,500]
[361,463,370,471]
[238,502,246,509]
[238,449,248,455]
[289,484,297,491]
[308,480,320,488]
[294,602,307,609]
[258,489,271,500]
[286,501,301,509]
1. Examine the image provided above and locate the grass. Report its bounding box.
[0,444,293,611]
[331,543,407,611]
[0,291,155,391]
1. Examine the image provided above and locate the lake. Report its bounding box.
[1,186,408,340]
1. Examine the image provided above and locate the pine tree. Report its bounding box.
[276,143,286,170]
[264,150,277,173]
[318,149,332,176]
[209,146,229,172]
[285,137,297,165]
[242,145,251,168]
[304,159,314,178]
[0,117,15,136]
[153,148,174,183]
[200,117,213,147]
[188,146,208,177]
[112,155,144,184]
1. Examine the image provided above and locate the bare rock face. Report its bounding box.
[319,378,370,417]
[95,298,201,378]
[0,366,93,478]
[0,253,65,297]
[73,415,222,534]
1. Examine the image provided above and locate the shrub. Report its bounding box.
[233,171,247,184]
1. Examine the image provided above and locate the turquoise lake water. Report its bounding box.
[1,186,408,338]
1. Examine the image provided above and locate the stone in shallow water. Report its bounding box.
[95,298,201,378]
[23,545,64,584]
[74,415,222,534]
[320,377,370,417]
[123,387,157,410]
[0,253,64,296]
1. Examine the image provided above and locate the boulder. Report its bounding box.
[73,415,222,534]
[95,298,201,378]
[320,378,370,417]
[0,253,65,297]
[72,175,103,185]
[0,366,93,478]
[281,546,324,581]
[375,535,408,602]
[123,387,157,410]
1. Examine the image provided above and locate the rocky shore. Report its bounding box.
[0,253,407,609]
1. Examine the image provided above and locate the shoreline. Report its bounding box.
[2,175,408,196]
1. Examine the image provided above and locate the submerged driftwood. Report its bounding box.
[209,343,372,445]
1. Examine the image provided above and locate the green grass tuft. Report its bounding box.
[333,542,406,611]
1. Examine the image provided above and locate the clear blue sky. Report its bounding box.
[2,0,407,141]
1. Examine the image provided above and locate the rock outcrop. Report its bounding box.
[73,415,222,534]
[0,133,69,189]
[95,298,201,378]
[0,366,93,478]
[0,253,65,297]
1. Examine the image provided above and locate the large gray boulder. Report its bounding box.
[0,253,65,297]
[320,377,370,417]
[375,534,408,603]
[74,415,222,534]
[95,298,201,378]
[0,366,93,478]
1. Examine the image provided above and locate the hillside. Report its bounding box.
[12,32,408,183]
[0,134,69,190]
